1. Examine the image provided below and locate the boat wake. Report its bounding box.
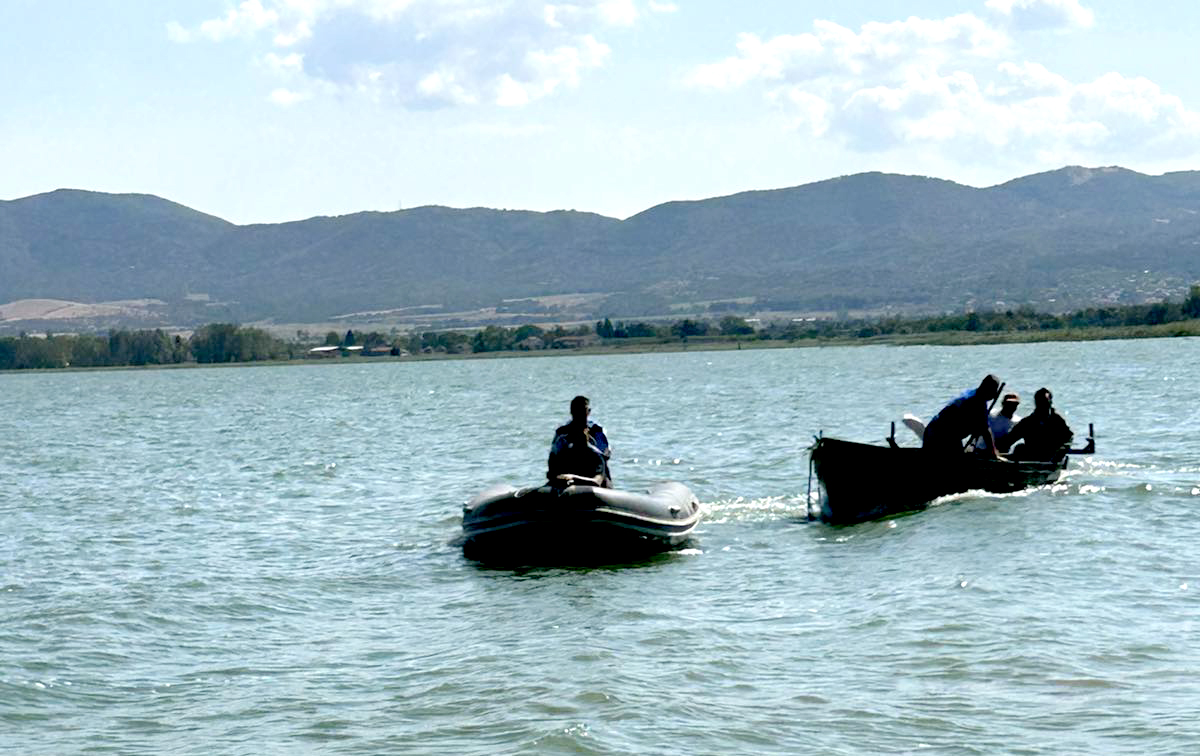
[702,494,810,524]
[923,474,1107,508]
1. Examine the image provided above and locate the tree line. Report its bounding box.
[2,286,1198,371]
[798,284,1200,341]
[0,325,295,370]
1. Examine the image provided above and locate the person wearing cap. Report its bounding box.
[546,395,612,488]
[999,388,1073,461]
[923,374,1004,459]
[975,392,1021,452]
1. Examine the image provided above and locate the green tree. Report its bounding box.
[359,331,389,348]
[471,325,511,353]
[614,321,659,338]
[172,334,189,363]
[1184,284,1200,319]
[671,319,709,338]
[718,316,754,336]
[68,334,111,367]
[0,338,15,370]
[3,336,69,369]
[232,327,286,361]
[512,324,545,343]
[190,324,240,363]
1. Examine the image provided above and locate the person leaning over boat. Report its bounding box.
[547,395,613,488]
[998,388,1073,461]
[974,392,1021,452]
[922,374,1004,459]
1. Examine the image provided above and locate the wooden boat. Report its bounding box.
[462,481,702,563]
[809,424,1094,525]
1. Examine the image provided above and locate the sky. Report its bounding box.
[2,0,1198,224]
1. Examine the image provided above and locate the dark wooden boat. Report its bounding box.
[809,425,1094,525]
[462,481,702,563]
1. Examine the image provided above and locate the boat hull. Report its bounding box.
[810,436,1066,525]
[462,481,702,563]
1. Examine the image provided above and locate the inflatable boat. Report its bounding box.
[462,481,702,562]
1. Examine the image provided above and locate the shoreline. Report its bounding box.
[3,320,1198,375]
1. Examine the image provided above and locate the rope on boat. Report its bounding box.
[806,432,820,521]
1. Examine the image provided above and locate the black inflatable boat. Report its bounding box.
[462,481,702,562]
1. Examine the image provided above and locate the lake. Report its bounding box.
[2,338,1198,754]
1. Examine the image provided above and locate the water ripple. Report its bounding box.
[4,343,1200,754]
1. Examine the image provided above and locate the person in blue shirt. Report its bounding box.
[922,374,1004,459]
[547,395,612,487]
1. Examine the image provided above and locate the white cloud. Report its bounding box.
[273,20,313,47]
[171,0,642,108]
[986,0,1094,31]
[491,36,611,106]
[263,52,305,74]
[648,1,678,13]
[691,1,1200,166]
[772,89,831,137]
[417,69,479,106]
[690,14,1008,91]
[268,87,311,105]
[198,0,281,42]
[597,0,639,27]
[1070,73,1200,148]
[166,21,191,43]
[989,61,1070,101]
[495,74,532,108]
[524,36,611,94]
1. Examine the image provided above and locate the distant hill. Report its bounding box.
[0,189,233,300]
[3,166,1200,330]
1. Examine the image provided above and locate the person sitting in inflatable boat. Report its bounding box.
[547,395,612,488]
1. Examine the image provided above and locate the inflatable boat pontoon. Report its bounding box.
[462,481,702,562]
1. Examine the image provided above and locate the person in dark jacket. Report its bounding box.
[999,388,1073,461]
[922,374,1004,459]
[547,395,612,487]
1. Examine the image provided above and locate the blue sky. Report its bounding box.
[2,0,1197,224]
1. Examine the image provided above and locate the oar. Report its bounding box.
[963,381,1004,453]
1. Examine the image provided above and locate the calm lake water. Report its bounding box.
[3,338,1199,755]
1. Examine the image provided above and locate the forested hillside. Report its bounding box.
[3,166,1199,330]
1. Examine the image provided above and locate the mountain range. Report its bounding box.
[2,165,1199,332]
